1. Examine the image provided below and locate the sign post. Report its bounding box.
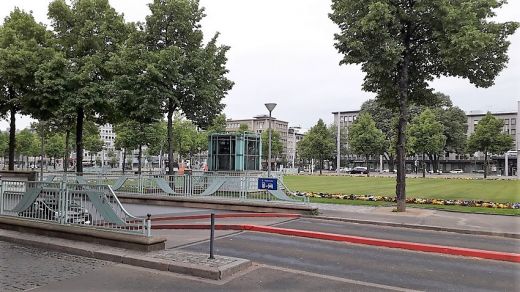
[258,178,278,191]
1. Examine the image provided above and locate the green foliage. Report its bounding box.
[238,123,250,133]
[206,113,227,134]
[145,0,233,172]
[173,119,205,158]
[107,25,163,124]
[408,109,446,157]
[0,131,8,156]
[48,0,129,172]
[261,130,283,160]
[435,106,468,154]
[16,129,39,157]
[330,0,517,209]
[0,8,50,112]
[46,133,66,159]
[348,113,386,163]
[467,113,513,155]
[0,8,51,169]
[330,0,518,103]
[297,119,335,174]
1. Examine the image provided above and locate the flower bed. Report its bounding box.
[301,192,520,209]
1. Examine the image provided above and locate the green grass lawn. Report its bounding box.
[284,175,520,203]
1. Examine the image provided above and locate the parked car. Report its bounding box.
[18,199,92,224]
[340,167,351,173]
[449,169,464,174]
[350,167,369,174]
[427,169,443,174]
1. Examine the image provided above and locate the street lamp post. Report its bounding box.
[265,103,277,177]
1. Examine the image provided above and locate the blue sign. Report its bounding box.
[258,178,278,190]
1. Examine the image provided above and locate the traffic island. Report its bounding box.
[0,227,252,281]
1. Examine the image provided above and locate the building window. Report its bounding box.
[511,118,516,125]
[512,129,516,135]
[504,118,509,125]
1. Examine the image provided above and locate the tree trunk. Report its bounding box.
[484,152,488,179]
[389,154,395,172]
[395,30,411,212]
[64,129,70,173]
[122,149,126,174]
[8,106,16,170]
[366,154,370,177]
[138,144,142,175]
[167,98,176,174]
[76,107,84,174]
[40,127,45,180]
[319,155,323,175]
[422,153,426,178]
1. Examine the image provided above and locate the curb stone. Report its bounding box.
[304,215,520,239]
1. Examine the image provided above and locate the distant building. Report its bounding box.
[287,127,304,168]
[331,105,519,176]
[466,111,517,151]
[226,115,289,158]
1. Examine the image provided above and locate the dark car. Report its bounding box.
[349,167,369,174]
[18,199,92,224]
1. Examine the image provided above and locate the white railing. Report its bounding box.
[0,180,150,236]
[39,171,306,204]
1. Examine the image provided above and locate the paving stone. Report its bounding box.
[0,241,112,292]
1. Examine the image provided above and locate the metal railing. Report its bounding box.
[41,172,306,204]
[0,180,150,236]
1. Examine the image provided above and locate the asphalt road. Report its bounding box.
[183,231,520,291]
[1,241,397,292]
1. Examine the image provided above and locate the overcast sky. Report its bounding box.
[1,0,519,131]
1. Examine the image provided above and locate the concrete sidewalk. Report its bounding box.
[311,203,520,237]
[0,228,251,280]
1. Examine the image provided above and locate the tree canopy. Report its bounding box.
[0,8,51,170]
[348,113,386,175]
[408,109,446,177]
[331,0,518,211]
[467,113,514,178]
[297,119,335,175]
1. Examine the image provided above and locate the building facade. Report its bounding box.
[226,115,290,159]
[332,105,519,176]
[286,127,304,168]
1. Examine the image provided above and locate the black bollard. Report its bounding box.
[209,213,215,259]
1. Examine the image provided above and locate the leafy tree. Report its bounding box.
[238,123,250,133]
[360,99,397,171]
[107,150,117,168]
[297,119,335,175]
[46,133,65,169]
[0,8,50,170]
[408,109,446,178]
[348,113,386,176]
[145,0,233,174]
[330,0,518,211]
[114,121,164,174]
[114,123,138,173]
[206,113,227,134]
[0,131,9,167]
[261,129,283,170]
[16,129,39,169]
[146,121,167,156]
[467,113,514,178]
[48,0,128,173]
